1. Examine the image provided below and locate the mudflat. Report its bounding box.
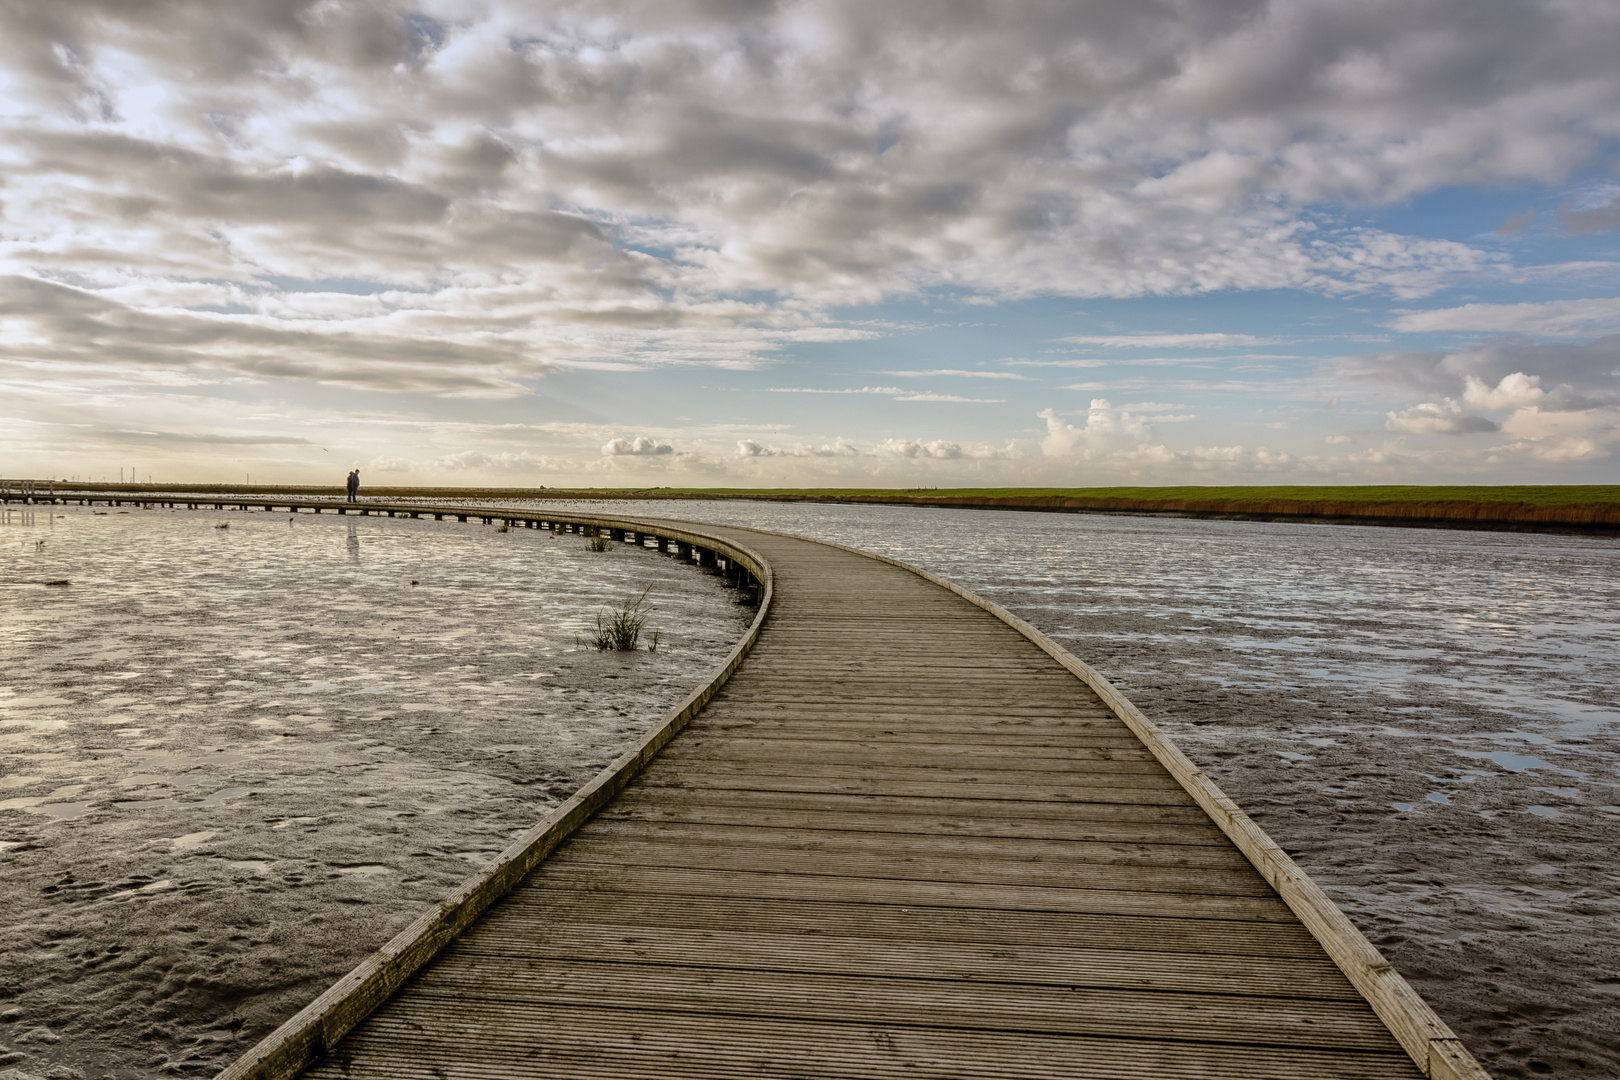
[0,507,751,1078]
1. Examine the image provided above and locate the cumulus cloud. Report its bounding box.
[1039,401,1158,457]
[1500,407,1618,461]
[602,436,673,457]
[1336,335,1620,460]
[1384,400,1499,435]
[1036,403,1303,476]
[737,437,860,458]
[1335,336,1620,403]
[879,439,964,460]
[1462,372,1547,411]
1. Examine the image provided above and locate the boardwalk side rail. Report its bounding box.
[788,534,1490,1080]
[216,514,774,1080]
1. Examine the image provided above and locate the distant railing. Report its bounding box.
[0,479,55,497]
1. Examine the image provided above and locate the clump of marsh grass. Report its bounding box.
[586,531,612,552]
[496,522,511,533]
[591,586,653,650]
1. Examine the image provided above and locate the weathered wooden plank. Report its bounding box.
[631,771,1200,804]
[575,818,1255,869]
[599,790,1224,835]
[449,922,1361,999]
[306,1004,1422,1080]
[662,734,1161,763]
[490,889,1326,957]
[511,861,1300,921]
[597,796,1233,845]
[549,833,1277,897]
[393,958,1402,1050]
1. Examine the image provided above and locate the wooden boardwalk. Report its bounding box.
[283,520,1452,1079]
[25,495,1481,1078]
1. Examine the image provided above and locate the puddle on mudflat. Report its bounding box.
[1465,750,1568,774]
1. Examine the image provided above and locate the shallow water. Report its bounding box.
[0,505,752,1076]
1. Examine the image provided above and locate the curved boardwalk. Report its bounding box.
[299,522,1423,1079]
[10,493,1478,1077]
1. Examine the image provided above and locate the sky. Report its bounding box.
[3,0,1620,489]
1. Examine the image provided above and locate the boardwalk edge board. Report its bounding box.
[216,508,774,1080]
[794,533,1490,1080]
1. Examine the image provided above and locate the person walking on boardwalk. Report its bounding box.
[346,470,359,502]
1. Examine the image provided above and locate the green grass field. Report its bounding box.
[58,482,1620,508]
[589,485,1620,507]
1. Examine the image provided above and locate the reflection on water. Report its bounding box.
[347,523,360,558]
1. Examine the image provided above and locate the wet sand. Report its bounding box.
[0,506,752,1078]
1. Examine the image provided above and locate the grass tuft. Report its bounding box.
[586,531,612,551]
[591,587,653,651]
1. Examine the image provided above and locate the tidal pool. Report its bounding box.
[0,505,752,1077]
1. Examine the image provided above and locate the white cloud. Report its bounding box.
[429,449,555,472]
[892,391,1004,403]
[766,386,907,396]
[1462,372,1547,411]
[879,439,964,460]
[1057,333,1276,349]
[765,386,1001,403]
[1384,400,1499,435]
[1500,406,1619,461]
[1388,298,1620,337]
[737,437,860,457]
[878,369,1032,380]
[8,3,1620,484]
[1039,400,1158,456]
[601,436,672,456]
[1,0,1616,410]
[1333,335,1620,464]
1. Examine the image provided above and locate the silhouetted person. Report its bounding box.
[346,470,359,502]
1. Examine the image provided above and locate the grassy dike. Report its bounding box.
[44,482,1620,533]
